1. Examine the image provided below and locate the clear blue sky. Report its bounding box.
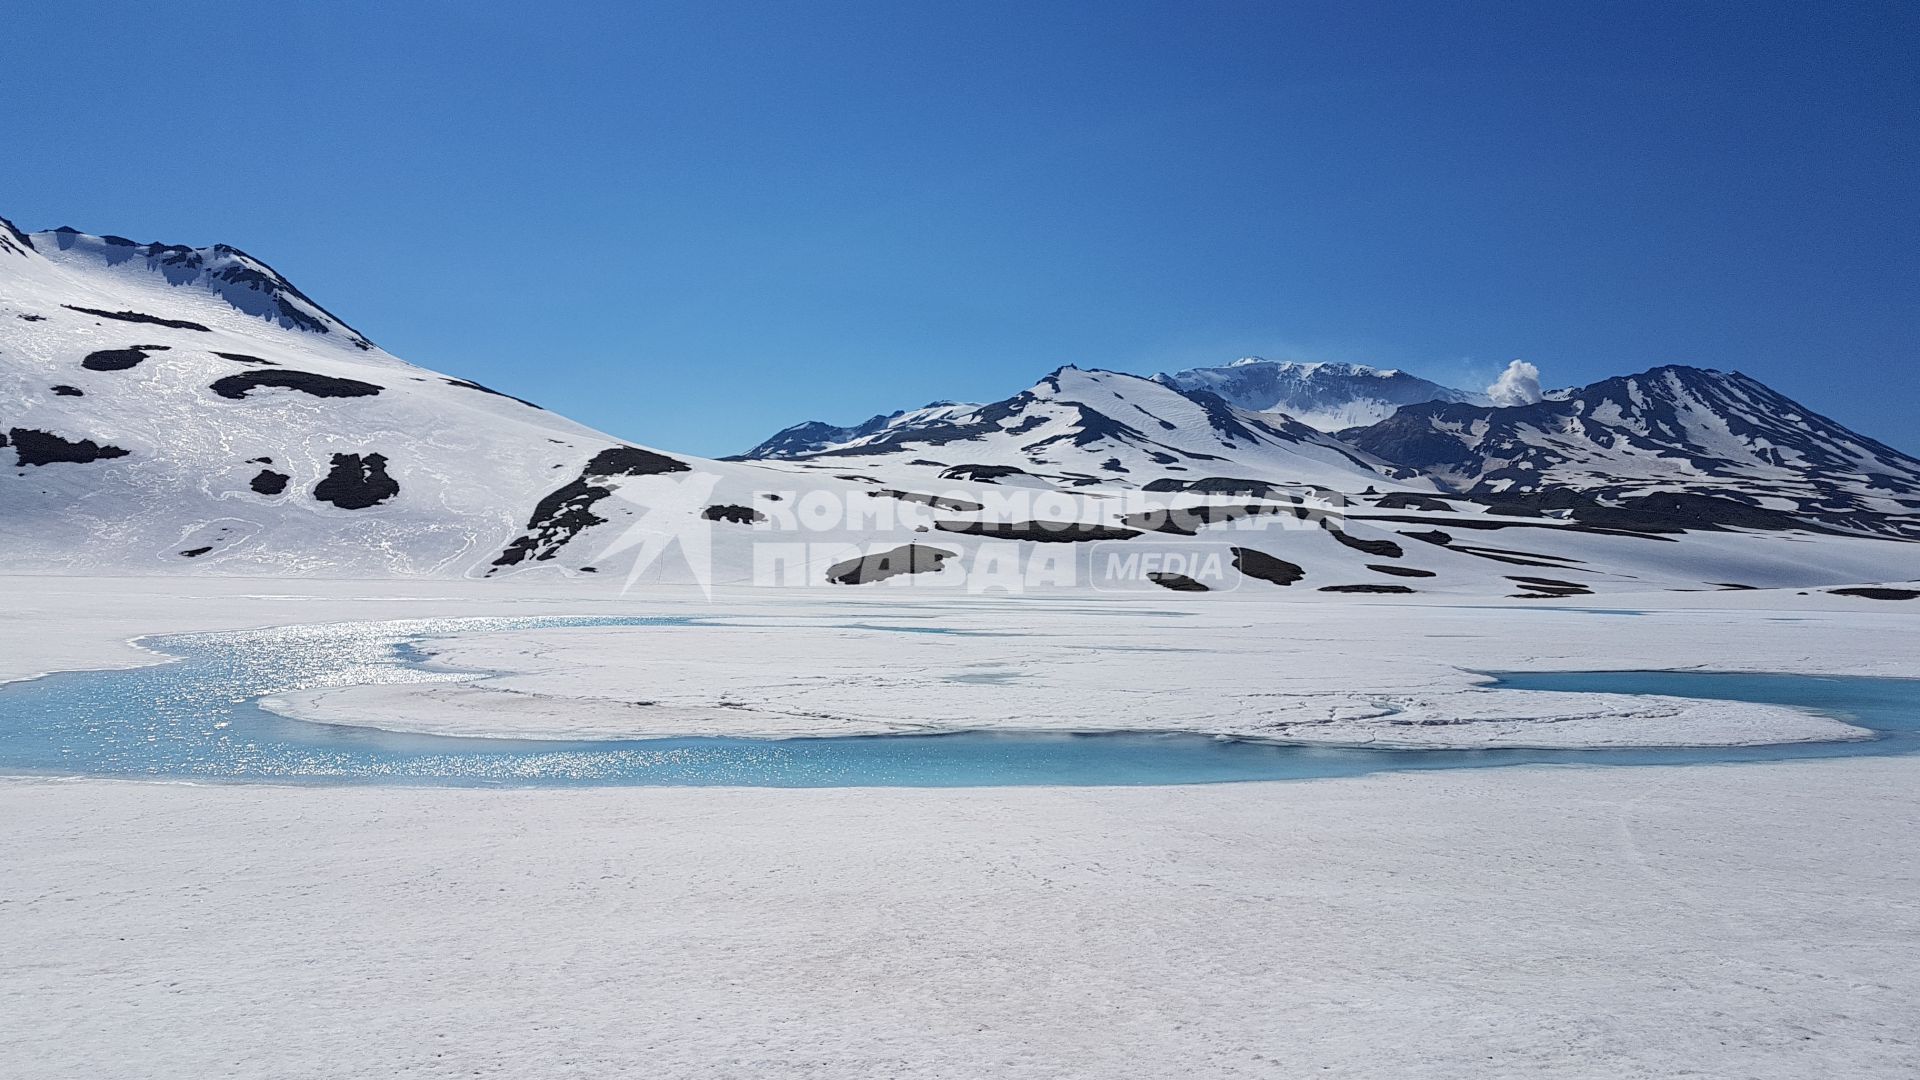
[4,0,1915,455]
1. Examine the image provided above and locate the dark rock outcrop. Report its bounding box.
[211,371,384,400]
[935,520,1140,543]
[81,345,169,371]
[6,427,131,467]
[1828,587,1919,600]
[827,544,958,584]
[61,305,210,331]
[1230,547,1305,586]
[492,446,693,567]
[312,453,399,509]
[702,504,767,525]
[250,469,291,495]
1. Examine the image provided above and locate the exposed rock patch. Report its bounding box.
[1829,587,1919,600]
[1148,572,1210,592]
[1325,524,1403,558]
[827,544,958,584]
[249,469,291,495]
[50,385,83,397]
[6,427,131,467]
[938,464,1028,483]
[1318,583,1416,594]
[701,504,766,525]
[443,378,542,409]
[62,305,210,331]
[81,345,169,371]
[874,489,986,512]
[1368,564,1435,578]
[492,446,692,568]
[1231,547,1305,586]
[935,520,1140,543]
[312,453,399,509]
[211,371,384,400]
[1122,502,1288,536]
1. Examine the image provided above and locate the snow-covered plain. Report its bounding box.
[3,578,1918,1077]
[4,759,1917,1079]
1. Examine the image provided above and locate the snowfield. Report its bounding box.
[259,599,1878,748]
[4,758,1916,1079]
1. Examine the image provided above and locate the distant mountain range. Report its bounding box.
[739,365,1423,493]
[4,210,1915,594]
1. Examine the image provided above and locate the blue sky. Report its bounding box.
[4,0,1914,456]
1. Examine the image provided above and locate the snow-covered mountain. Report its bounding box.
[0,217,662,575]
[742,365,1426,492]
[742,401,978,460]
[1153,358,1486,431]
[1346,365,1920,538]
[4,211,1915,595]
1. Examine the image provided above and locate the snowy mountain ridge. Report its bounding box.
[750,363,1427,493]
[1345,364,1920,538]
[3,210,1916,594]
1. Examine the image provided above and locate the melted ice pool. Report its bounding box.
[0,616,1914,787]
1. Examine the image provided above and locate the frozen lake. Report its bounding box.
[0,616,1914,786]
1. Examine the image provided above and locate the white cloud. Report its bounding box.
[1487,360,1543,407]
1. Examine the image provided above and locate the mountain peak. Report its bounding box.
[1155,357,1479,431]
[29,225,375,350]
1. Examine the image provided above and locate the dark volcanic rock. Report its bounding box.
[81,345,170,371]
[1367,564,1435,578]
[444,377,542,409]
[1401,529,1453,546]
[1142,476,1297,499]
[582,446,689,477]
[492,445,693,567]
[827,544,958,584]
[1324,524,1404,558]
[1120,502,1288,536]
[702,504,767,525]
[1317,583,1416,594]
[50,385,83,397]
[249,469,291,495]
[1829,587,1919,600]
[1505,575,1589,592]
[938,464,1029,483]
[312,453,399,509]
[1372,492,1456,512]
[7,427,131,467]
[1231,547,1305,586]
[874,489,986,512]
[211,371,384,400]
[179,546,213,558]
[62,305,211,331]
[0,216,35,257]
[935,520,1141,543]
[213,351,276,366]
[1148,572,1210,592]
